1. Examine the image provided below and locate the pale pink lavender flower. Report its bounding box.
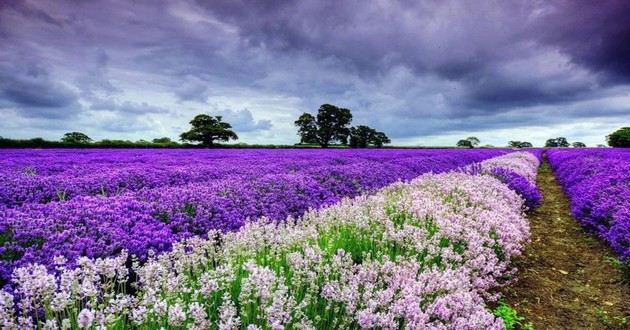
[77,308,94,329]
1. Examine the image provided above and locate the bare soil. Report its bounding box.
[503,160,630,329]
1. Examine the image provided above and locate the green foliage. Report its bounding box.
[180,114,238,146]
[493,302,533,330]
[349,125,391,148]
[545,137,570,147]
[316,104,353,147]
[294,113,318,144]
[456,137,481,148]
[466,136,480,147]
[508,141,533,148]
[456,139,473,148]
[295,104,353,147]
[61,132,92,144]
[596,308,629,329]
[152,137,172,144]
[607,127,630,147]
[571,141,586,148]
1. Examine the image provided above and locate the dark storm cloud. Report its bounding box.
[533,0,630,82]
[196,0,628,108]
[0,0,628,143]
[0,62,82,119]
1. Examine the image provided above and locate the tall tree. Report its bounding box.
[294,104,353,147]
[180,114,238,146]
[457,139,473,148]
[315,104,353,147]
[545,138,558,147]
[556,137,570,147]
[348,125,390,148]
[61,132,92,144]
[607,127,630,147]
[349,125,373,148]
[294,113,318,144]
[372,131,391,147]
[545,137,570,147]
[466,136,480,147]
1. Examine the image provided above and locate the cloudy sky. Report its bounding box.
[1,0,629,146]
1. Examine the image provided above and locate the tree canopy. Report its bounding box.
[572,141,586,148]
[180,114,238,146]
[456,136,481,148]
[294,113,318,144]
[545,137,570,147]
[295,104,353,147]
[456,139,473,148]
[508,141,533,148]
[349,125,391,148]
[61,132,92,144]
[607,127,630,147]
[152,137,173,144]
[466,136,480,147]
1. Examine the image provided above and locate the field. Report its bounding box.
[547,149,630,275]
[0,148,628,329]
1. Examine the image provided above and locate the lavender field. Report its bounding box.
[548,149,630,270]
[0,149,545,329]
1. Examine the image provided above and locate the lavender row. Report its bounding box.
[547,149,630,263]
[0,152,540,329]
[0,149,508,280]
[0,149,509,207]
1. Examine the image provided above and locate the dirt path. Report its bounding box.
[503,159,630,329]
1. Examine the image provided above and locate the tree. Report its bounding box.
[457,139,473,148]
[61,132,92,144]
[152,137,173,144]
[508,141,532,148]
[372,131,391,147]
[556,137,570,147]
[315,104,353,147]
[545,137,570,147]
[348,125,391,148]
[572,141,586,148]
[294,113,318,144]
[519,142,533,148]
[294,104,353,147]
[349,125,373,148]
[466,136,480,147]
[545,139,558,147]
[607,127,630,147]
[180,114,238,146]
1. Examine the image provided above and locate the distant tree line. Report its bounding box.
[452,136,593,148]
[543,137,588,148]
[0,135,185,148]
[1,109,627,148]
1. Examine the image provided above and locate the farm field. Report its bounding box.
[548,149,630,266]
[0,149,546,329]
[503,156,630,329]
[3,1,629,329]
[0,149,509,279]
